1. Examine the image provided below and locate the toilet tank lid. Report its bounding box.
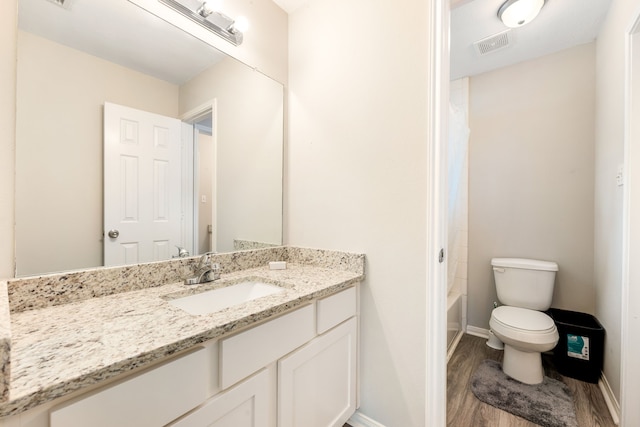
[491,258,558,271]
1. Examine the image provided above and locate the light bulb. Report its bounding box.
[197,0,222,17]
[230,16,249,33]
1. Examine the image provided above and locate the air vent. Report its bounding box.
[46,0,75,10]
[473,30,512,56]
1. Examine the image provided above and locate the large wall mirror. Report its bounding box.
[15,0,284,277]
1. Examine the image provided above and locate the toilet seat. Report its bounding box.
[490,306,558,346]
[491,306,555,333]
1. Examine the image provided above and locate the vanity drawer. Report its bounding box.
[50,348,207,427]
[316,286,357,334]
[220,304,315,389]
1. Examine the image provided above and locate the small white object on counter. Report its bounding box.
[269,261,287,270]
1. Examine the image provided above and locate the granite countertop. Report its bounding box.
[0,247,365,418]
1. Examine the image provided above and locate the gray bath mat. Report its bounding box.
[471,359,578,427]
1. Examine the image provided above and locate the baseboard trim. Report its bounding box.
[465,325,489,339]
[599,373,621,425]
[447,329,464,363]
[348,410,387,427]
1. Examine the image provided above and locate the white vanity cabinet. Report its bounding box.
[278,317,357,427]
[278,286,358,427]
[173,286,358,427]
[1,286,358,427]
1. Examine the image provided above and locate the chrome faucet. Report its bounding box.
[184,252,221,285]
[173,246,190,258]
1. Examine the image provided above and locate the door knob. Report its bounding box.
[107,229,120,238]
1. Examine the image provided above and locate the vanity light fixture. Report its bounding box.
[158,0,248,46]
[498,0,546,28]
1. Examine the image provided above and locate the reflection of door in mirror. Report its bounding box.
[103,103,182,267]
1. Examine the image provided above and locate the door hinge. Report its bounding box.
[439,248,445,263]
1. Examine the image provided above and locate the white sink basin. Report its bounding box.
[169,281,285,315]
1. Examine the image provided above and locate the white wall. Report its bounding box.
[287,0,431,424]
[467,43,596,329]
[0,1,16,278]
[594,0,639,405]
[180,58,284,252]
[15,31,179,276]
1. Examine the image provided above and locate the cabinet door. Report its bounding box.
[169,368,271,427]
[278,317,357,427]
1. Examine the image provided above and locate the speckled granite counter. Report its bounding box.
[0,247,365,418]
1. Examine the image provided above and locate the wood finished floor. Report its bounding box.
[447,334,616,427]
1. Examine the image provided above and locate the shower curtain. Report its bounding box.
[447,102,470,293]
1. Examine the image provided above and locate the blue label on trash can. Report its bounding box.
[567,334,590,360]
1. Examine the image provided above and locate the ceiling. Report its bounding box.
[272,0,612,81]
[450,0,612,80]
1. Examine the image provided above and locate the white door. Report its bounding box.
[104,102,182,266]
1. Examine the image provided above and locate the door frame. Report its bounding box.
[427,0,449,425]
[621,7,640,426]
[181,99,218,256]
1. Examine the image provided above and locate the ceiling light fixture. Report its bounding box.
[158,0,247,46]
[498,0,546,28]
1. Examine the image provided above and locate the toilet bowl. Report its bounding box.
[490,305,558,384]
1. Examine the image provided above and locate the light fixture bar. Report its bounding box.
[158,0,243,46]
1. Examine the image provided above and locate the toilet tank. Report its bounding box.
[491,258,558,310]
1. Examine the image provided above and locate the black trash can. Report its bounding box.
[548,308,605,384]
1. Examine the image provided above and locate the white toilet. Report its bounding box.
[489,258,559,385]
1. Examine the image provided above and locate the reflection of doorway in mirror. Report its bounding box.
[196,122,214,254]
[181,101,217,257]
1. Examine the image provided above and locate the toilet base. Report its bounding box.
[486,330,504,350]
[502,344,544,384]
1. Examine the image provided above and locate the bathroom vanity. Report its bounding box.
[0,247,364,427]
